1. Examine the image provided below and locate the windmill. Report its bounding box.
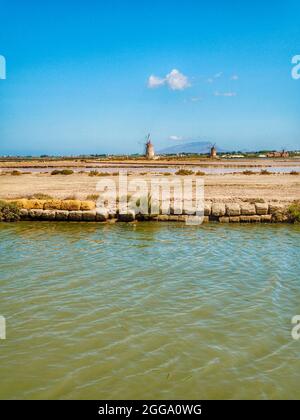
[210,143,217,158]
[144,133,155,159]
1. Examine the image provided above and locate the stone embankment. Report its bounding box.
[3,198,293,223]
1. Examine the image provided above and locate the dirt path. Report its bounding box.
[1,172,299,203]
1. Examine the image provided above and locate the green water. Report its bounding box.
[0,222,300,400]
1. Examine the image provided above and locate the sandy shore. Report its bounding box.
[1,172,299,203]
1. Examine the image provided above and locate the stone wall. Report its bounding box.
[5,198,291,223]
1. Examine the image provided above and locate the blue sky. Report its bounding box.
[0,0,299,155]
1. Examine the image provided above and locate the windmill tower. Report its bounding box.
[210,143,217,158]
[145,134,155,160]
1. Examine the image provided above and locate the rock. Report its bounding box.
[219,216,230,223]
[27,199,45,209]
[167,215,179,221]
[269,203,285,214]
[60,200,81,211]
[272,211,288,222]
[80,201,96,211]
[229,216,240,223]
[19,209,28,218]
[255,202,268,215]
[118,210,135,222]
[55,210,69,221]
[240,215,261,223]
[261,214,272,222]
[226,203,241,216]
[108,212,117,219]
[156,215,169,221]
[138,214,151,221]
[44,200,62,210]
[82,211,96,221]
[203,216,209,223]
[96,210,108,222]
[69,211,83,221]
[240,204,256,215]
[250,215,261,222]
[28,209,44,219]
[204,202,211,216]
[107,218,117,224]
[211,203,226,217]
[41,210,56,220]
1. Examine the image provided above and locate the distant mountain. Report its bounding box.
[159,141,226,155]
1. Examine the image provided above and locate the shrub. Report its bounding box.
[0,200,20,222]
[175,169,194,176]
[290,171,299,175]
[196,171,205,176]
[260,169,271,175]
[11,170,22,176]
[287,201,300,223]
[88,170,99,177]
[60,169,74,175]
[51,169,74,175]
[242,170,255,175]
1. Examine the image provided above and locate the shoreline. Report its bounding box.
[1,157,300,169]
[1,198,296,224]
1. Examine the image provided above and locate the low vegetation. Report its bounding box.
[11,170,22,176]
[290,171,299,175]
[51,169,74,175]
[175,169,194,176]
[260,169,272,175]
[195,171,205,176]
[88,170,99,176]
[287,201,300,223]
[0,200,20,222]
[242,170,255,175]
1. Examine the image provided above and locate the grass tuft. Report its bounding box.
[0,200,20,222]
[175,169,194,176]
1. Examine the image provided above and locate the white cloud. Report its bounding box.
[169,135,183,141]
[165,69,190,90]
[147,69,190,90]
[230,75,239,80]
[214,72,223,78]
[214,91,237,97]
[190,96,201,102]
[148,75,166,88]
[207,78,214,83]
